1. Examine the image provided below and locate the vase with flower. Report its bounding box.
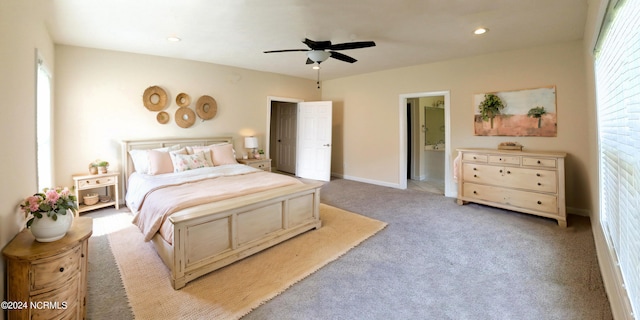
[20,187,78,242]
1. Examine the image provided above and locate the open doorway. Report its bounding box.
[266,96,333,182]
[399,91,451,196]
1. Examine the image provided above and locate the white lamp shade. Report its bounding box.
[244,136,258,149]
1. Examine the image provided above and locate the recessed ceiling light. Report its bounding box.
[167,36,181,42]
[474,28,488,35]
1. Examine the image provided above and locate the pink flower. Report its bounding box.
[26,196,40,212]
[45,189,60,205]
[59,187,70,197]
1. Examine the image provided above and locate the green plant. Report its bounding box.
[527,106,547,128]
[20,187,78,227]
[478,94,505,128]
[258,149,264,155]
[91,160,109,167]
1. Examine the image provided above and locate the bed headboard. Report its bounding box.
[121,137,233,193]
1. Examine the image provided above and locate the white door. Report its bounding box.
[296,101,332,181]
[275,103,297,174]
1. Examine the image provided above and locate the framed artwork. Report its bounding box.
[473,86,557,137]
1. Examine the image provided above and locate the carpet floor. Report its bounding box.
[86,178,612,320]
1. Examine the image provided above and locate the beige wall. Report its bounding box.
[322,41,590,213]
[0,1,55,317]
[53,45,320,189]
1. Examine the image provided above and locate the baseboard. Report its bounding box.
[331,173,402,189]
[567,206,590,217]
[592,219,635,320]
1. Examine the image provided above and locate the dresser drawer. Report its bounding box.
[30,274,80,320]
[77,175,116,188]
[522,157,557,168]
[502,167,557,193]
[463,183,558,214]
[462,163,503,186]
[488,155,520,165]
[31,245,81,291]
[462,153,488,163]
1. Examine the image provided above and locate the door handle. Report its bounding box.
[277,139,282,142]
[323,144,331,147]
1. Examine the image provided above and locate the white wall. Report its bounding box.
[53,46,320,189]
[322,41,590,213]
[0,1,55,318]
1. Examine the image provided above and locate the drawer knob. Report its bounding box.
[537,201,542,205]
[506,171,511,174]
[537,182,542,186]
[537,160,541,164]
[536,173,541,177]
[96,180,100,183]
[473,167,477,171]
[473,174,477,178]
[473,156,477,159]
[499,169,503,173]
[59,267,64,272]
[473,191,477,194]
[499,158,502,161]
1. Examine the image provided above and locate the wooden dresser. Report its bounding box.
[2,217,93,320]
[456,148,567,227]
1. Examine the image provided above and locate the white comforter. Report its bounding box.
[125,164,262,213]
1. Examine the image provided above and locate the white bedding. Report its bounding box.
[125,164,262,213]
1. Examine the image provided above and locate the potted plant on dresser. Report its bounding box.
[19,187,78,242]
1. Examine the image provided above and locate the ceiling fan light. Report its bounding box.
[474,28,488,35]
[307,50,330,63]
[312,64,320,70]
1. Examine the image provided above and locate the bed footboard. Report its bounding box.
[155,182,322,289]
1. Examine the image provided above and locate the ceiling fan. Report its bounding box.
[264,38,376,65]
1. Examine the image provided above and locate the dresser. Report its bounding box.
[2,217,93,320]
[456,148,567,227]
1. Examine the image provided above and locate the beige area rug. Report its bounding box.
[108,204,387,320]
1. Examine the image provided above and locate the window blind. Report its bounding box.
[594,0,640,316]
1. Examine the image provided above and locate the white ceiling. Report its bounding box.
[44,0,588,81]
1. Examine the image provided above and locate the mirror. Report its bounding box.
[422,96,445,147]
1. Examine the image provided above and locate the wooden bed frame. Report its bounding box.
[121,137,322,289]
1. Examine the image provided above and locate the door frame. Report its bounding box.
[266,96,303,163]
[398,91,454,197]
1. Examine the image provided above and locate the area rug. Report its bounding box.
[108,204,387,320]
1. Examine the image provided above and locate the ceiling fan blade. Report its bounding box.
[303,38,332,50]
[329,51,357,63]
[264,49,310,53]
[306,58,315,65]
[328,41,376,51]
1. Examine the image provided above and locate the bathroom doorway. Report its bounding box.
[400,91,451,196]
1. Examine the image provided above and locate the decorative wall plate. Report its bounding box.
[175,107,196,128]
[156,111,169,124]
[176,93,191,107]
[196,95,218,120]
[142,86,168,111]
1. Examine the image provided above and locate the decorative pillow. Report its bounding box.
[148,148,187,175]
[129,145,181,174]
[170,151,210,172]
[188,146,214,167]
[210,143,238,166]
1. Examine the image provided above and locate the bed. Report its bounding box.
[121,137,322,289]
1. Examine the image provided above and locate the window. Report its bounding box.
[36,54,52,191]
[594,0,640,316]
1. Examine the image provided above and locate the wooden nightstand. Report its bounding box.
[72,172,120,214]
[2,217,93,320]
[238,158,272,171]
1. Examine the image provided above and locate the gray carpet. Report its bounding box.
[86,178,612,320]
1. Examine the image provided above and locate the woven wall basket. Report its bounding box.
[196,95,218,120]
[176,93,191,107]
[175,107,196,128]
[143,86,168,111]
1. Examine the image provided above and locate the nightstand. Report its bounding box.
[72,172,120,214]
[2,217,93,320]
[238,158,272,171]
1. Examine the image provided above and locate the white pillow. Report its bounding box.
[170,151,210,172]
[129,145,181,174]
